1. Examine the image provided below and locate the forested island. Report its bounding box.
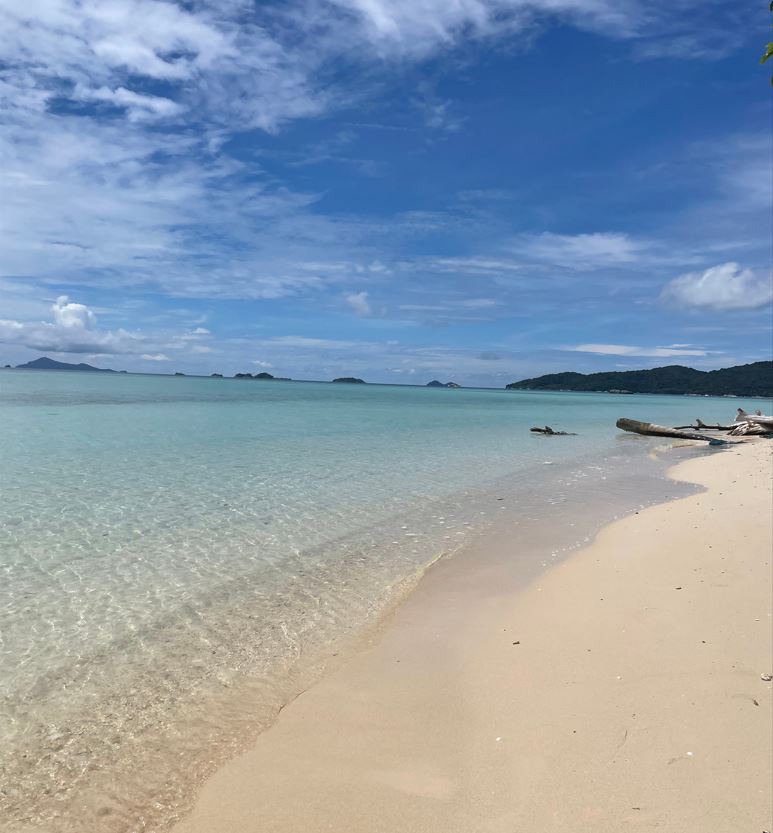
[233,372,291,380]
[506,362,773,398]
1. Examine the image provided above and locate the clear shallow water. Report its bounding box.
[1,370,769,832]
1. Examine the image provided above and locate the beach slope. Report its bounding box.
[174,442,772,833]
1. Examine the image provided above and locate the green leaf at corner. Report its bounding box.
[762,43,773,64]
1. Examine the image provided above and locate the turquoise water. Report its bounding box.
[1,370,769,832]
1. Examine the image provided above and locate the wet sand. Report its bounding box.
[173,440,772,833]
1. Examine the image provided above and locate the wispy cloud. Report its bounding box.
[259,336,366,350]
[515,232,644,268]
[72,86,183,122]
[567,343,711,358]
[0,0,674,147]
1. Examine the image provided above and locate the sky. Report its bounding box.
[0,0,771,385]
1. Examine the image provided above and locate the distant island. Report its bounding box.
[426,380,461,388]
[332,377,365,384]
[506,362,773,398]
[234,372,291,380]
[16,356,118,373]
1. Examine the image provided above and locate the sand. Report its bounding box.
[172,441,772,833]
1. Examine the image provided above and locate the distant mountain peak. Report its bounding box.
[16,356,117,373]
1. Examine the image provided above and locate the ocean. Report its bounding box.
[1,369,769,831]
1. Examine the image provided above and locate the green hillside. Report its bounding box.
[506,362,773,398]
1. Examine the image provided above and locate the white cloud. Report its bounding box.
[52,295,97,329]
[0,316,135,354]
[253,360,274,368]
[568,343,710,357]
[662,262,773,311]
[344,291,372,316]
[0,295,192,357]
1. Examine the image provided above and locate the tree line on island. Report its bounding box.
[506,362,772,398]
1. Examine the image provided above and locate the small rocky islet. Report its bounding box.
[426,380,460,388]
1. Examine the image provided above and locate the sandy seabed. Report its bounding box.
[173,441,772,833]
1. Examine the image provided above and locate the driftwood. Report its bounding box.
[673,418,735,431]
[729,422,772,436]
[729,410,773,436]
[530,425,577,436]
[670,412,773,437]
[736,409,773,426]
[616,418,729,445]
[618,408,772,444]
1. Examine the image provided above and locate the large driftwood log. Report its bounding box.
[616,418,729,445]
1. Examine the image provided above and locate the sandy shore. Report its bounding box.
[173,441,772,833]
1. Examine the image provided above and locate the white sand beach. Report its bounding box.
[173,440,773,833]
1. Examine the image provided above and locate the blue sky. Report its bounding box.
[1,0,771,384]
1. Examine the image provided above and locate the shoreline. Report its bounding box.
[173,440,772,833]
[1,434,701,833]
